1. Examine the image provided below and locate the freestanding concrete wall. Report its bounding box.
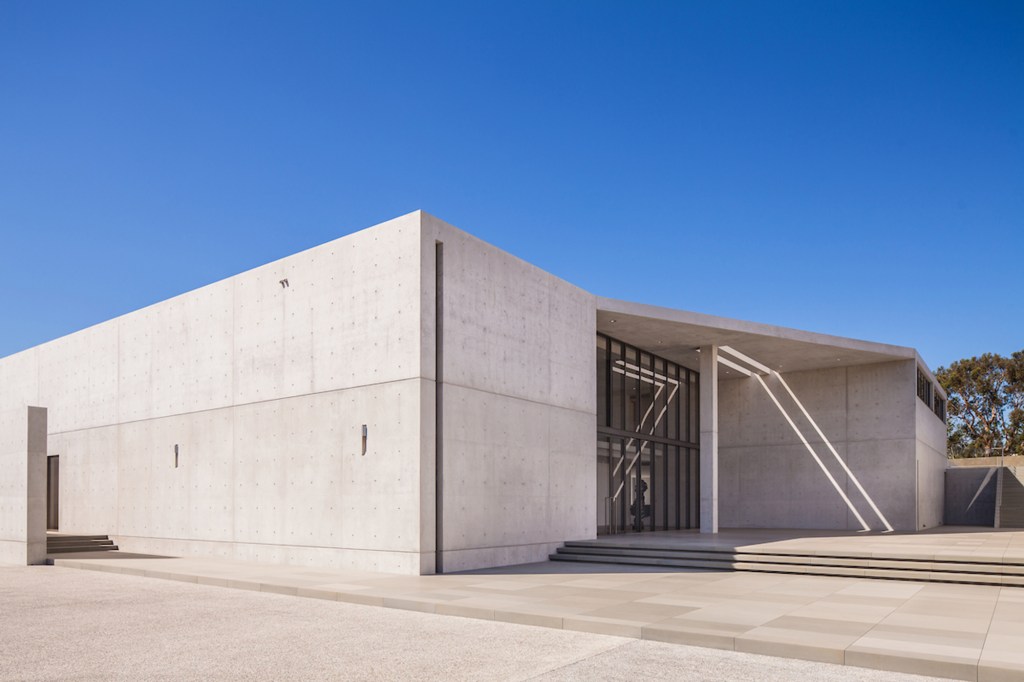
[945,467,997,526]
[0,406,47,565]
[718,360,926,531]
[422,214,597,572]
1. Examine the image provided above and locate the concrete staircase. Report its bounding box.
[550,540,1024,587]
[997,467,1024,528]
[46,534,119,554]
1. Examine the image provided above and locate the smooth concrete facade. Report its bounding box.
[1,213,430,572]
[0,406,47,565]
[0,211,947,573]
[421,215,595,572]
[0,213,595,573]
[718,361,945,531]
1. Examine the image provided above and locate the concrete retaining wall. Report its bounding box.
[944,467,997,527]
[949,455,1024,468]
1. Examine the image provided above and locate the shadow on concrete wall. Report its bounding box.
[945,467,997,526]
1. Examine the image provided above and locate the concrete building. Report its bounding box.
[0,211,948,574]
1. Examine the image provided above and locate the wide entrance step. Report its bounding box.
[550,540,1024,587]
[46,534,119,554]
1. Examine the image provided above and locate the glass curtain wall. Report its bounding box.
[596,334,699,534]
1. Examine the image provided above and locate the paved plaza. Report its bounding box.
[27,530,1024,682]
[0,565,944,681]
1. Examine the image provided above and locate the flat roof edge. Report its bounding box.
[597,296,918,361]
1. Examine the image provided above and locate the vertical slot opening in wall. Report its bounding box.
[46,455,59,531]
[435,240,444,574]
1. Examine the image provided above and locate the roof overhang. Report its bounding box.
[597,297,916,377]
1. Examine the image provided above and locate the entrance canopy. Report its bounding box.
[596,298,933,536]
[596,297,918,376]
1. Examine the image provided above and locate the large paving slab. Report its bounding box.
[0,564,947,681]
[46,547,1024,681]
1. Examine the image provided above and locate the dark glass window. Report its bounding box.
[624,346,640,432]
[596,334,699,533]
[609,341,624,430]
[665,364,678,441]
[917,367,932,407]
[597,336,608,426]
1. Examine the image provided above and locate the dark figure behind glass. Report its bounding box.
[631,478,651,531]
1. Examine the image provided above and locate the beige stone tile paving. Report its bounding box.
[47,528,1024,681]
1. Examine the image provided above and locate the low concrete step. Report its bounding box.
[554,544,1024,576]
[551,541,1024,587]
[560,540,1024,567]
[46,535,119,554]
[549,551,1021,586]
[46,534,110,541]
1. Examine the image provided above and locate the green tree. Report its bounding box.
[936,351,1024,457]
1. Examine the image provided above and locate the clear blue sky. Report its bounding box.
[1,2,1021,369]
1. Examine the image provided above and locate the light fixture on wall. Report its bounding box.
[361,425,367,456]
[174,444,179,469]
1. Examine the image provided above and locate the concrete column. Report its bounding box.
[0,406,48,565]
[699,346,719,534]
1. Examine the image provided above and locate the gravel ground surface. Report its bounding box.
[0,566,945,681]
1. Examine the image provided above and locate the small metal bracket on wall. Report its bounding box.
[174,444,179,468]
[361,425,367,456]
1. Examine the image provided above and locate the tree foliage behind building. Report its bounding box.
[936,351,1024,458]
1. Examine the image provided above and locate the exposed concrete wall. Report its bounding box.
[0,210,594,574]
[0,407,47,565]
[915,391,948,529]
[945,467,997,526]
[421,214,596,572]
[719,360,921,531]
[0,208,945,571]
[0,213,431,573]
[0,349,39,411]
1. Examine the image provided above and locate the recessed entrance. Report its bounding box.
[46,455,59,531]
[597,334,699,534]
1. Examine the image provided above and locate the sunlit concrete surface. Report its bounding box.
[563,527,1024,563]
[43,547,1024,681]
[0,211,948,576]
[0,565,945,682]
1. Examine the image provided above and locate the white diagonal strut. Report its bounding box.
[753,373,872,532]
[773,371,894,532]
[720,345,772,375]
